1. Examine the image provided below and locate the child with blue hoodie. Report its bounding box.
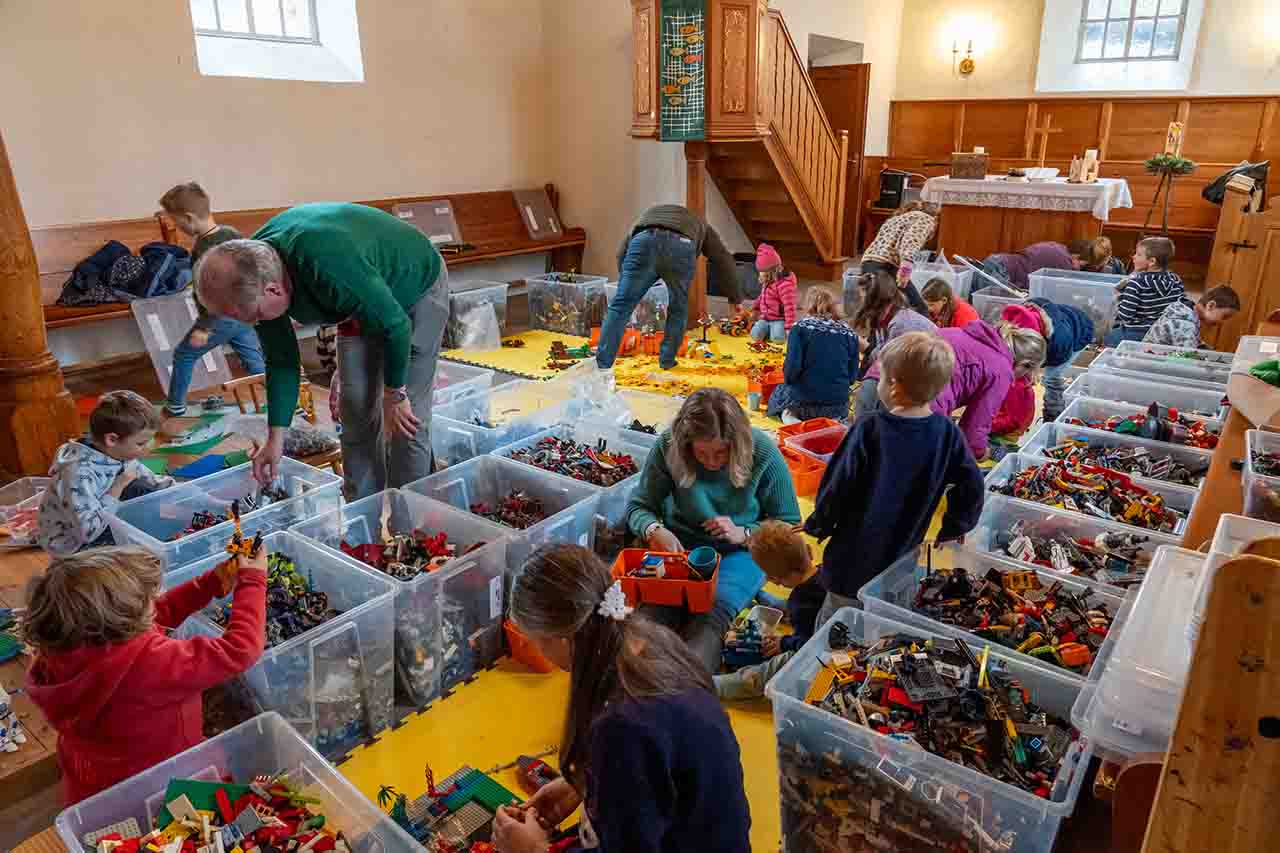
[1002,301,1095,422]
[38,391,174,555]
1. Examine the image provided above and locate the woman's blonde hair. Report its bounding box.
[23,547,163,653]
[668,388,754,490]
[803,285,840,320]
[997,322,1047,379]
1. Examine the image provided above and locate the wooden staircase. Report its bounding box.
[631,2,849,283]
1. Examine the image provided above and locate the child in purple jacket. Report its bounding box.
[934,320,1046,460]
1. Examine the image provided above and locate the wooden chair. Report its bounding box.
[221,374,342,475]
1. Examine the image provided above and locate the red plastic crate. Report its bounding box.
[610,549,719,613]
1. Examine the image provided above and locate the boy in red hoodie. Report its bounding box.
[750,243,797,342]
[25,545,266,804]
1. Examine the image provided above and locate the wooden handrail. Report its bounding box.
[766,11,841,154]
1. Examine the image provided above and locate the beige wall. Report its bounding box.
[895,0,1280,99]
[1,0,555,227]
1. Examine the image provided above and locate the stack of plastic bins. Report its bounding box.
[1186,513,1280,653]
[107,459,343,572]
[1116,340,1233,364]
[406,454,601,571]
[432,361,494,408]
[1231,335,1280,375]
[1070,546,1208,763]
[55,712,419,853]
[1243,430,1280,522]
[967,494,1182,592]
[909,260,975,299]
[782,424,848,466]
[1021,421,1214,488]
[1059,377,1229,423]
[986,452,1198,536]
[446,282,509,347]
[431,379,582,469]
[526,273,609,337]
[584,389,682,439]
[767,609,1093,853]
[289,490,510,712]
[860,549,1127,683]
[1086,350,1227,390]
[1028,268,1127,343]
[163,532,396,759]
[971,288,1025,325]
[603,282,670,329]
[0,476,49,548]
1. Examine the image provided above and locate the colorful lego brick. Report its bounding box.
[158,781,252,828]
[85,819,143,847]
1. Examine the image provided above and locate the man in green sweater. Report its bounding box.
[195,203,450,498]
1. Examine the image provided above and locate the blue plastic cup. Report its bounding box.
[687,545,717,579]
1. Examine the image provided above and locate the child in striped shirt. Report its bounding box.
[1106,237,1184,346]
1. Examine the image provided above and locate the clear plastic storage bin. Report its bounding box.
[406,454,601,569]
[1070,547,1207,761]
[108,459,343,571]
[1087,350,1227,390]
[971,288,1025,325]
[782,425,848,466]
[55,712,419,853]
[163,533,396,759]
[1060,375,1228,422]
[1187,513,1280,651]
[1241,430,1280,522]
[585,389,682,438]
[985,452,1196,536]
[767,609,1093,853]
[432,361,494,408]
[859,549,1126,683]
[1116,340,1233,365]
[910,260,975,300]
[527,274,609,337]
[1231,335,1280,376]
[0,476,49,521]
[967,494,1181,592]
[289,490,510,710]
[1021,421,1213,487]
[431,379,582,468]
[603,282,670,329]
[446,282,509,349]
[495,421,658,496]
[1028,268,1127,343]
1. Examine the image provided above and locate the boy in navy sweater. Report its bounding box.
[716,521,825,700]
[1106,236,1185,346]
[806,331,985,625]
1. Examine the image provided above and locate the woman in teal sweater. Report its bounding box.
[626,388,801,672]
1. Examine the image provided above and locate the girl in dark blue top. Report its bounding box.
[767,285,860,423]
[494,545,752,853]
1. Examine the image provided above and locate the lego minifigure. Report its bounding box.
[0,684,27,752]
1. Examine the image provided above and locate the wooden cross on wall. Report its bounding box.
[1032,113,1063,169]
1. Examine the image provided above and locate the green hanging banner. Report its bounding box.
[659,0,707,142]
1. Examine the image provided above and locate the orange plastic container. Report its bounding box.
[759,369,785,407]
[780,446,825,498]
[610,549,719,613]
[776,417,842,444]
[504,619,556,673]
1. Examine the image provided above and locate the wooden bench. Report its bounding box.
[31,184,587,332]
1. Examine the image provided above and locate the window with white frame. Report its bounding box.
[1077,0,1188,63]
[188,0,363,83]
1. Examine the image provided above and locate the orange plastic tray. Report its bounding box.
[504,619,556,673]
[776,417,842,444]
[610,549,719,613]
[780,446,825,498]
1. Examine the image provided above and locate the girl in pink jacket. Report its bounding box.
[750,243,797,342]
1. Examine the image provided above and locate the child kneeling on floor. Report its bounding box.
[766,286,859,423]
[24,546,268,804]
[750,243,797,342]
[38,391,175,555]
[716,521,826,701]
[806,332,986,625]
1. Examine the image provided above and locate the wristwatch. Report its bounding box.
[384,387,408,404]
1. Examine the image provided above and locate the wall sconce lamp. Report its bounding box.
[953,40,975,76]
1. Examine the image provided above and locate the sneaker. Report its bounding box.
[162,404,187,419]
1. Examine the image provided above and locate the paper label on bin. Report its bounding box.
[397,210,414,219]
[490,574,503,620]
[1261,341,1280,354]
[146,314,170,350]
[435,206,450,215]
[429,233,455,245]
[202,353,218,373]
[1112,717,1144,735]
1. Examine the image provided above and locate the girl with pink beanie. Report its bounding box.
[750,243,797,342]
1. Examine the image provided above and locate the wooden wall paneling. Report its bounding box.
[1024,103,1038,159]
[1258,100,1278,159]
[960,101,1030,159]
[890,102,955,158]
[953,103,965,153]
[1184,100,1269,164]
[1038,100,1105,160]
[1098,102,1114,161]
[1105,100,1181,161]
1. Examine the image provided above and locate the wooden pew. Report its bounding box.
[32,184,587,333]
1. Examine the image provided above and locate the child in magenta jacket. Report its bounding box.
[750,243,797,342]
[934,320,1045,459]
[25,547,267,804]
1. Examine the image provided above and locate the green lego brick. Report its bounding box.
[442,770,519,813]
[156,779,251,828]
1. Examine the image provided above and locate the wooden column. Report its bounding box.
[630,0,660,139]
[685,140,709,325]
[0,131,79,476]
